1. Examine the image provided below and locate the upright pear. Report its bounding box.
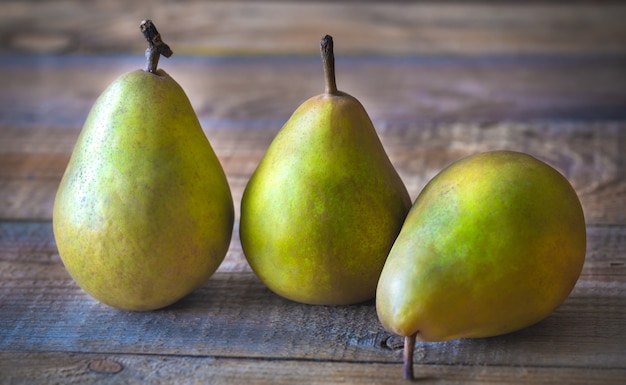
[376,150,586,379]
[240,36,412,305]
[53,20,234,311]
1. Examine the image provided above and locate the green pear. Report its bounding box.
[239,35,411,305]
[53,20,234,311]
[376,150,586,379]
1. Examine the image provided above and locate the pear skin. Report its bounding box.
[240,36,412,305]
[377,151,586,340]
[53,21,234,311]
[376,151,586,378]
[376,151,586,341]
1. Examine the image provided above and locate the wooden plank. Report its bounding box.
[379,121,626,226]
[2,1,625,55]
[2,55,626,130]
[1,121,624,224]
[1,221,625,369]
[2,352,626,385]
[1,273,624,367]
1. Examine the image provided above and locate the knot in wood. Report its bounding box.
[88,358,124,374]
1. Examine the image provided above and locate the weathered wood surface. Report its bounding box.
[2,1,625,56]
[1,1,626,384]
[3,54,626,127]
[2,353,626,385]
[3,352,625,385]
[2,121,625,224]
[1,221,625,383]
[1,56,625,222]
[1,221,625,363]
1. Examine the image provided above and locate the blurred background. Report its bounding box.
[4,1,625,56]
[2,0,626,130]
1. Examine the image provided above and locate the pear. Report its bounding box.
[239,35,411,305]
[376,150,586,379]
[53,20,234,311]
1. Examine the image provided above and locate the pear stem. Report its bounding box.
[320,35,338,95]
[403,333,417,381]
[140,19,173,73]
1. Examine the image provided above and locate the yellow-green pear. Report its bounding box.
[239,35,412,305]
[376,150,586,379]
[53,20,234,311]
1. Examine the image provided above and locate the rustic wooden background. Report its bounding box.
[1,1,625,384]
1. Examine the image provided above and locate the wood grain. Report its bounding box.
[2,1,625,56]
[2,352,626,385]
[1,222,625,369]
[2,55,626,129]
[4,55,625,223]
[1,121,624,224]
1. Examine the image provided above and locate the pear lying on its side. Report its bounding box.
[53,21,234,311]
[376,150,586,379]
[240,36,412,305]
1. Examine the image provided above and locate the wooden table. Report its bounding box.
[1,2,625,384]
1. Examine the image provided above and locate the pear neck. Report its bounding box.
[320,35,339,95]
[140,19,173,74]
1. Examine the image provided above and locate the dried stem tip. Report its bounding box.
[320,35,338,95]
[140,19,173,73]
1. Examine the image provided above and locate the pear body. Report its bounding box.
[376,151,586,341]
[53,69,234,311]
[240,92,411,305]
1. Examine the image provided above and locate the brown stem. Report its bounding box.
[320,35,338,95]
[140,19,173,73]
[403,333,417,381]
